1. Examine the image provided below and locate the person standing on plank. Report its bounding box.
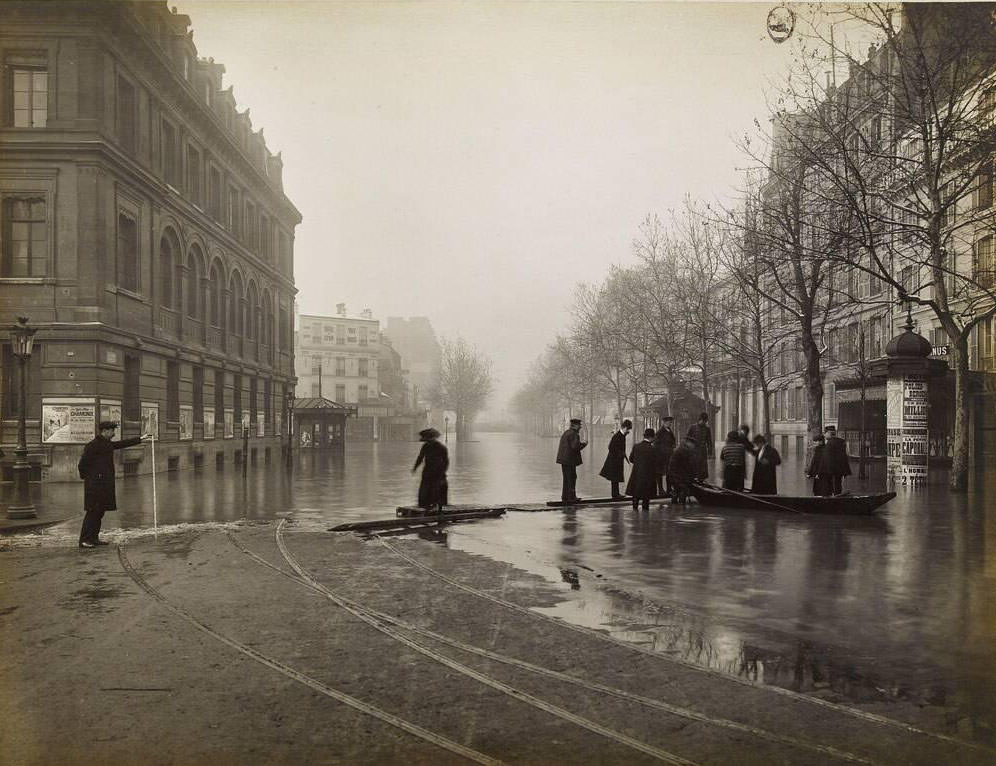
[625,428,659,511]
[555,418,587,502]
[652,416,676,497]
[412,427,449,512]
[820,425,852,496]
[77,422,150,548]
[598,419,632,499]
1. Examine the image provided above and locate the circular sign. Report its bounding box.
[767,5,795,44]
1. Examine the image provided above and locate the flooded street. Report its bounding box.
[25,430,996,742]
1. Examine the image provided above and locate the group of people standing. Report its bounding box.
[806,425,852,496]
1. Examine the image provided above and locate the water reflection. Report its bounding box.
[19,431,996,740]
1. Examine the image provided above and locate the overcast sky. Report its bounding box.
[177,1,804,410]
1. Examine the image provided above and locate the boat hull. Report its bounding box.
[689,485,895,515]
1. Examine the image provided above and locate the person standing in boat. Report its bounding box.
[625,428,658,511]
[598,419,632,499]
[667,436,698,504]
[749,434,781,494]
[686,412,714,481]
[820,425,851,496]
[556,418,588,503]
[806,433,831,496]
[652,416,676,497]
[736,424,756,454]
[719,430,747,492]
[413,427,449,512]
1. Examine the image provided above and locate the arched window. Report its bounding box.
[159,230,177,308]
[246,282,259,341]
[228,272,243,336]
[186,246,202,319]
[209,261,223,328]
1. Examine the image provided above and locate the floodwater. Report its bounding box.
[20,431,996,741]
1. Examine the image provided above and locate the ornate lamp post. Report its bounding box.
[285,389,295,467]
[8,317,37,519]
[444,414,449,444]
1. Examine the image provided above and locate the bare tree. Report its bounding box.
[431,337,494,441]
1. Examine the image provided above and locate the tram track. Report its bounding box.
[116,544,503,766]
[373,533,996,758]
[228,527,882,766]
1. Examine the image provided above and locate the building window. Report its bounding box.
[117,212,139,292]
[336,357,346,376]
[335,384,346,402]
[260,216,272,262]
[214,369,225,422]
[245,200,257,251]
[124,354,141,420]
[279,308,287,350]
[976,235,994,289]
[187,145,202,206]
[160,235,174,308]
[2,196,47,277]
[228,186,240,236]
[162,119,179,187]
[208,167,222,221]
[233,373,242,425]
[358,384,368,401]
[9,64,47,128]
[117,76,136,152]
[166,361,179,422]
[978,160,994,210]
[358,358,368,377]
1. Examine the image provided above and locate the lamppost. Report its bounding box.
[285,390,295,467]
[7,317,37,519]
[444,415,449,444]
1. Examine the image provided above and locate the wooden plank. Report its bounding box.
[545,496,643,507]
[331,508,506,532]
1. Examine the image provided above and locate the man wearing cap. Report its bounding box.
[77,422,150,548]
[819,425,851,496]
[556,418,588,502]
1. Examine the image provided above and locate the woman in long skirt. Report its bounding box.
[413,427,449,511]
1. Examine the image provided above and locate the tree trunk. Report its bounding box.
[801,329,824,438]
[949,334,970,491]
[858,381,867,480]
[760,382,772,440]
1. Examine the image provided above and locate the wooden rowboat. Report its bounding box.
[545,496,638,508]
[688,484,895,516]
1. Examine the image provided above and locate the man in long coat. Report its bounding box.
[598,419,631,499]
[77,421,148,548]
[749,434,782,494]
[652,417,676,496]
[625,428,659,511]
[819,425,851,496]
[556,418,587,502]
[686,412,714,481]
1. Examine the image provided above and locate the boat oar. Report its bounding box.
[701,482,804,515]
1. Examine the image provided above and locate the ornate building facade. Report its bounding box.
[0,2,300,480]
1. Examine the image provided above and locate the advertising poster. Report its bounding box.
[179,405,194,440]
[100,399,122,427]
[141,402,160,439]
[203,409,215,440]
[257,412,265,438]
[42,399,95,444]
[224,408,234,439]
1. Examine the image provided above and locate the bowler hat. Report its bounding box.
[419,427,440,440]
[661,416,674,422]
[98,421,118,430]
[824,424,837,432]
[569,418,582,425]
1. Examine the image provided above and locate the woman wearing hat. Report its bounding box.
[412,427,449,512]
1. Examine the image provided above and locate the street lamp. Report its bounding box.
[7,317,37,519]
[444,415,449,444]
[285,390,295,467]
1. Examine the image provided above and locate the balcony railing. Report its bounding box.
[186,318,205,345]
[207,326,223,349]
[158,307,179,336]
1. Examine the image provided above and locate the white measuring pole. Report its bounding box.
[150,433,158,540]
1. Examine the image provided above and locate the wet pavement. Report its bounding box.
[7,431,996,744]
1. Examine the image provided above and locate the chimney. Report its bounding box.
[336,303,346,317]
[360,308,372,319]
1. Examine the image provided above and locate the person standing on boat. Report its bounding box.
[625,428,658,511]
[556,418,588,503]
[413,427,449,512]
[667,436,698,504]
[749,434,781,494]
[736,424,756,454]
[820,425,851,496]
[652,416,676,497]
[686,412,714,481]
[806,434,831,496]
[719,430,747,492]
[599,419,632,499]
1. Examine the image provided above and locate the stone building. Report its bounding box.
[0,2,300,481]
[384,316,440,409]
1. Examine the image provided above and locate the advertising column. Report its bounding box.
[886,374,929,485]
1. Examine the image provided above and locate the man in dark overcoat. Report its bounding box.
[686,412,714,481]
[556,418,587,502]
[652,416,676,496]
[819,425,851,496]
[77,421,148,548]
[412,427,449,511]
[598,419,631,499]
[625,428,658,511]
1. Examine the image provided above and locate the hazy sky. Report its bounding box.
[177,1,802,409]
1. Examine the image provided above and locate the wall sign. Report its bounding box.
[42,399,96,444]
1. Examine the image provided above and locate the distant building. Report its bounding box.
[295,306,416,440]
[384,317,441,409]
[0,1,300,481]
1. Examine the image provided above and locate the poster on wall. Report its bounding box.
[99,399,122,427]
[224,408,234,439]
[241,412,250,436]
[141,403,160,440]
[41,399,95,444]
[203,410,215,440]
[179,406,194,440]
[257,413,265,438]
